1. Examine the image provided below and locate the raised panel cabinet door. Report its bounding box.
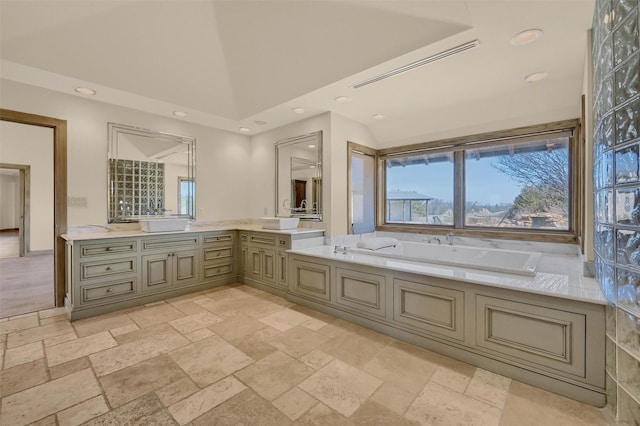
[141,253,172,291]
[240,244,249,276]
[475,294,587,379]
[262,248,276,285]
[289,257,331,301]
[277,251,287,287]
[250,248,263,281]
[174,249,200,286]
[393,278,465,341]
[336,268,386,318]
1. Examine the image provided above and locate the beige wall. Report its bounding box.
[0,121,53,251]
[0,79,252,226]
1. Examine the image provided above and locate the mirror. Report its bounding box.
[275,131,322,220]
[108,123,195,223]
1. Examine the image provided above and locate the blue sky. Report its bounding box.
[386,158,523,205]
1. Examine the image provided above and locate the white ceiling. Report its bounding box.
[0,0,595,146]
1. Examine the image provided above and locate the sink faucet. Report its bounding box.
[446,232,454,245]
[299,199,307,211]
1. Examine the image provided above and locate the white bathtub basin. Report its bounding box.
[352,241,541,276]
[260,217,300,230]
[139,217,190,232]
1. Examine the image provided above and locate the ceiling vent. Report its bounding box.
[352,39,480,89]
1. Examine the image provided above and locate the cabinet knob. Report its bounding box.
[106,288,113,293]
[106,247,113,251]
[168,253,172,257]
[105,267,112,271]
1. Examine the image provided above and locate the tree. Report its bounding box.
[492,146,568,214]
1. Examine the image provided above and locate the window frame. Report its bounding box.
[347,141,378,234]
[376,119,583,244]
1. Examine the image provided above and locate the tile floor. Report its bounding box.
[0,284,615,425]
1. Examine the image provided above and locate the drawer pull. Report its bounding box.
[106,247,113,251]
[105,267,112,271]
[106,288,113,293]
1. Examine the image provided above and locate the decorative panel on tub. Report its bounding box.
[593,0,640,419]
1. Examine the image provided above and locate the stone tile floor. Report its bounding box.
[0,284,615,425]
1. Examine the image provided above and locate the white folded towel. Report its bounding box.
[356,237,399,251]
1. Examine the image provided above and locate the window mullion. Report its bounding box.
[454,150,465,229]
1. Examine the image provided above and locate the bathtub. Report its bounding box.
[351,241,542,276]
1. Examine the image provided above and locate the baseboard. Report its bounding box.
[27,250,54,256]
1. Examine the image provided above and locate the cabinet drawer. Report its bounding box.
[393,278,464,342]
[204,262,233,278]
[203,247,233,262]
[80,240,137,258]
[475,295,586,378]
[203,233,234,245]
[82,278,137,303]
[80,257,137,281]
[250,234,276,246]
[336,268,386,318]
[142,236,199,251]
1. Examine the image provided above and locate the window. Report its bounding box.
[464,137,569,230]
[348,142,376,234]
[386,151,454,225]
[379,120,580,241]
[178,177,194,216]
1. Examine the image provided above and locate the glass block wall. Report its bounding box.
[593,0,640,422]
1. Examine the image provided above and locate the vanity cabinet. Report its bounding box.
[238,230,323,294]
[65,231,236,320]
[141,249,200,291]
[249,233,279,287]
[202,232,235,280]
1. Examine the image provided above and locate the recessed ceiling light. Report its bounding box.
[373,114,385,120]
[74,87,96,95]
[334,96,351,103]
[239,127,251,132]
[292,107,305,114]
[524,72,549,83]
[173,111,187,117]
[510,29,543,46]
[254,120,267,125]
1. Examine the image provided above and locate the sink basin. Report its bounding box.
[260,217,300,230]
[139,217,190,232]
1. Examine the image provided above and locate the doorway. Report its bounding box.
[0,109,67,317]
[0,164,30,258]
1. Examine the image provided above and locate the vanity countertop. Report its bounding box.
[61,224,324,242]
[289,245,607,305]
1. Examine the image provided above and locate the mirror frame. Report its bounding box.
[107,122,196,223]
[274,131,322,220]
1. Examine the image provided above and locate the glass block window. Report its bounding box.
[108,159,165,221]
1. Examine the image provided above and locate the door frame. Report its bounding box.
[0,109,68,307]
[0,163,30,257]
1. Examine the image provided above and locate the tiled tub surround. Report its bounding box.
[593,0,640,421]
[0,285,612,425]
[287,239,607,407]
